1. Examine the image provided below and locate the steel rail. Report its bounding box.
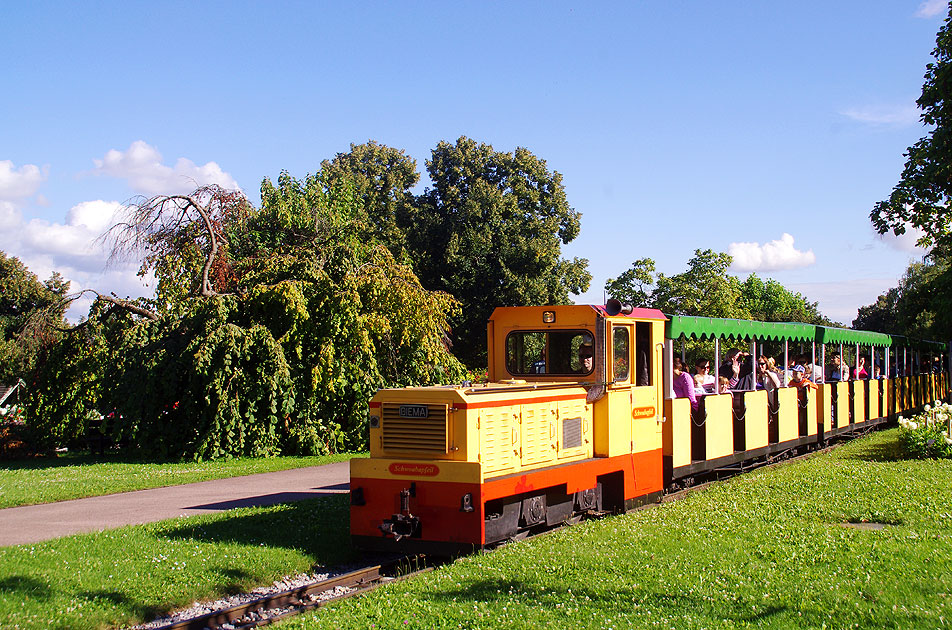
[148,558,434,630]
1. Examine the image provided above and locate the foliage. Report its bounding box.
[871,4,952,250]
[852,252,952,341]
[99,297,296,460]
[25,311,108,451]
[605,249,833,324]
[897,402,952,459]
[0,251,69,383]
[319,140,419,258]
[27,174,465,459]
[407,137,591,366]
[603,257,655,307]
[739,273,834,324]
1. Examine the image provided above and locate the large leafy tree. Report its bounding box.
[739,274,834,325]
[605,250,833,324]
[871,4,952,249]
[407,137,591,366]
[29,177,464,458]
[853,253,952,341]
[0,252,69,384]
[318,141,419,258]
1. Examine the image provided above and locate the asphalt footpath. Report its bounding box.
[0,461,350,547]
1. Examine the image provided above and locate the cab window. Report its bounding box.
[612,326,630,382]
[635,321,653,386]
[506,330,595,376]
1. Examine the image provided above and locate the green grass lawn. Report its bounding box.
[285,429,952,629]
[0,452,362,508]
[1,429,949,630]
[0,495,356,629]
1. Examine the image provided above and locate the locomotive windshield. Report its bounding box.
[506,330,595,376]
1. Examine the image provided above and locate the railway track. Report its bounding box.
[140,556,438,630]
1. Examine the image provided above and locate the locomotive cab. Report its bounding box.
[351,303,667,554]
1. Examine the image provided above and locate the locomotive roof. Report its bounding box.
[489,304,667,321]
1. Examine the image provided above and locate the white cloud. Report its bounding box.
[0,160,47,200]
[91,140,240,195]
[840,103,920,127]
[916,0,946,18]
[728,233,816,272]
[877,224,929,254]
[0,199,150,323]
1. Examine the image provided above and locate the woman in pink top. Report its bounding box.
[672,357,698,411]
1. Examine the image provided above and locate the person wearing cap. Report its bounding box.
[788,364,817,390]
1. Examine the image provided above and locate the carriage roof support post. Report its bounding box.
[821,343,826,383]
[715,337,720,388]
[751,339,757,391]
[812,342,817,383]
[784,340,789,387]
[855,343,860,379]
[885,346,890,379]
[664,338,674,399]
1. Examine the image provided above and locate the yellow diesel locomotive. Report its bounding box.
[350,301,948,554]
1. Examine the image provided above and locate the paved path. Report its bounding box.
[0,461,350,546]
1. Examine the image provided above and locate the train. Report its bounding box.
[349,300,949,555]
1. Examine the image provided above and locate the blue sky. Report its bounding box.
[1,1,947,324]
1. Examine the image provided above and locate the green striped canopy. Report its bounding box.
[815,326,892,347]
[665,316,815,342]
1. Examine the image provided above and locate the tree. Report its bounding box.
[854,253,952,341]
[852,288,900,334]
[319,141,419,258]
[604,258,656,308]
[407,137,591,366]
[739,274,834,325]
[0,252,69,384]
[871,4,952,249]
[605,250,833,324]
[28,178,465,459]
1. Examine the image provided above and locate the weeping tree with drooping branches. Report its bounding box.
[27,176,465,459]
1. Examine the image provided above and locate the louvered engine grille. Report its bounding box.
[381,403,449,453]
[562,416,583,449]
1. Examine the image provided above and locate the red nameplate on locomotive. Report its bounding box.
[632,406,656,419]
[388,463,440,476]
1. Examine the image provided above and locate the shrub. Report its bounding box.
[897,401,952,459]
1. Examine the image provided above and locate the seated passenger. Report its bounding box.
[672,357,698,411]
[578,345,594,373]
[735,353,756,391]
[718,376,730,394]
[800,354,823,383]
[873,365,883,380]
[694,358,716,390]
[718,349,743,388]
[855,356,869,380]
[758,357,781,394]
[693,373,708,396]
[788,365,817,390]
[827,355,843,382]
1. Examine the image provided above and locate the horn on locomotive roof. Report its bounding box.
[605,298,634,316]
